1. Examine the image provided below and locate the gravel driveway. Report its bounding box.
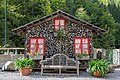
[0,68,120,80]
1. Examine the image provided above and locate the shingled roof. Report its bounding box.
[12,10,106,34]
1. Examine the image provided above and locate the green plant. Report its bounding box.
[16,58,34,69]
[76,53,82,59]
[82,52,88,56]
[55,29,67,40]
[89,59,109,77]
[76,52,89,59]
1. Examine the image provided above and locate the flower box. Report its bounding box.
[76,56,90,60]
[29,55,43,60]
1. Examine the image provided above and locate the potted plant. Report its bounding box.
[16,58,34,76]
[89,59,109,77]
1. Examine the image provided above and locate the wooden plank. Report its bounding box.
[42,65,77,69]
[0,48,24,50]
[41,73,78,76]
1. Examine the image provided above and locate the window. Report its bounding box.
[74,38,90,55]
[29,38,45,55]
[54,18,65,31]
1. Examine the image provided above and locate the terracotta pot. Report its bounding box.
[93,71,101,77]
[19,68,31,76]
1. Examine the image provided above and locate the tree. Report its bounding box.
[99,0,120,7]
[75,0,117,48]
[75,8,91,23]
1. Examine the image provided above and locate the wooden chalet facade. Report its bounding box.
[12,10,106,68]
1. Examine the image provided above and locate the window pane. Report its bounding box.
[75,39,80,43]
[31,39,36,43]
[38,49,41,53]
[83,49,88,54]
[82,39,88,43]
[38,39,44,43]
[76,49,81,53]
[31,44,36,48]
[82,44,88,49]
[55,20,59,25]
[60,20,64,25]
[38,49,43,54]
[38,44,43,48]
[76,44,80,48]
[60,25,64,30]
[30,49,35,54]
[55,25,59,30]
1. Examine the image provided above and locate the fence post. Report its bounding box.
[6,49,9,55]
[15,49,17,54]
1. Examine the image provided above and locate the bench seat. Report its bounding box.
[42,65,78,69]
[40,53,80,76]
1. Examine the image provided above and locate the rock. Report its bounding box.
[108,66,115,73]
[86,68,90,73]
[2,61,16,71]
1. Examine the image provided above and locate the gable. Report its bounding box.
[12,10,106,35]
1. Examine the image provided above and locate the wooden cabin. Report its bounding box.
[12,10,106,69]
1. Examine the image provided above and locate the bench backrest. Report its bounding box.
[42,53,78,66]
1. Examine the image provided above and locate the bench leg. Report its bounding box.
[59,68,61,75]
[41,67,43,76]
[77,68,79,76]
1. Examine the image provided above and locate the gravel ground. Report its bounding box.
[0,68,120,80]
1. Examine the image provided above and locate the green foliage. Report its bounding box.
[76,52,88,59]
[105,49,113,64]
[55,29,68,40]
[75,8,91,22]
[79,1,117,48]
[0,0,120,48]
[82,52,88,56]
[50,0,67,12]
[89,59,109,77]
[16,58,34,69]
[99,0,120,7]
[76,54,82,59]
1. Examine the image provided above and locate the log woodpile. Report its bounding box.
[25,17,93,59]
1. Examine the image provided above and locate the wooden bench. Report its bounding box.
[40,53,80,76]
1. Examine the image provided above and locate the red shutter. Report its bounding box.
[29,38,45,55]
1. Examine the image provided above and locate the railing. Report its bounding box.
[0,48,25,55]
[0,48,25,68]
